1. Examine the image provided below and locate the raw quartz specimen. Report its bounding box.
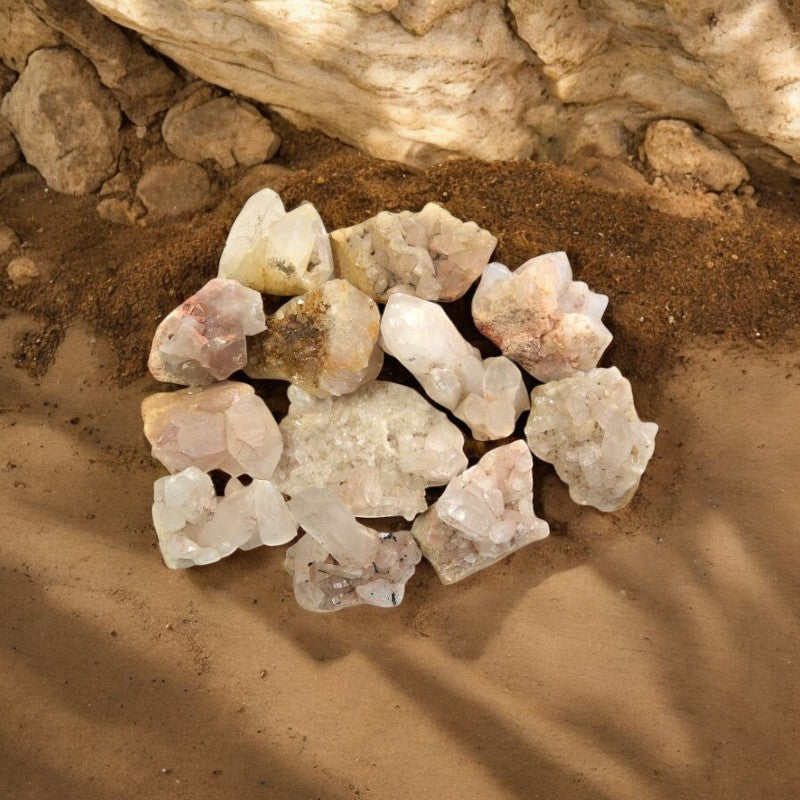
[246,278,383,397]
[152,466,297,569]
[285,489,421,612]
[524,367,658,512]
[330,202,497,302]
[411,441,549,584]
[472,251,612,382]
[141,381,283,479]
[273,381,468,520]
[217,188,333,295]
[381,293,528,441]
[148,277,266,385]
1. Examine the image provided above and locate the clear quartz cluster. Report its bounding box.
[148,277,266,385]
[273,381,468,520]
[381,293,528,441]
[472,252,612,382]
[412,442,549,584]
[245,278,383,397]
[285,489,421,612]
[217,188,333,295]
[330,202,497,302]
[524,367,658,512]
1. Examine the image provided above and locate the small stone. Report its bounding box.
[381,293,528,440]
[136,160,214,220]
[148,277,266,386]
[162,88,280,169]
[0,118,19,174]
[96,197,145,225]
[231,164,295,206]
[330,202,496,302]
[6,256,40,286]
[273,381,468,520]
[246,278,383,397]
[217,188,333,295]
[411,441,549,584]
[285,488,421,612]
[99,172,131,196]
[0,223,20,254]
[0,0,61,72]
[472,251,612,382]
[524,367,658,511]
[141,381,283,479]
[152,466,297,569]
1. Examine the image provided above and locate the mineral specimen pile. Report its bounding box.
[472,252,612,382]
[330,203,496,302]
[524,367,658,511]
[380,293,528,441]
[273,381,468,520]
[217,188,333,295]
[285,489,421,612]
[412,441,549,584]
[246,278,383,397]
[148,277,266,385]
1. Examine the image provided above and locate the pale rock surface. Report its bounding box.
[472,251,612,382]
[246,279,383,398]
[136,161,214,220]
[524,367,658,512]
[98,172,130,196]
[285,489,421,612]
[152,466,296,569]
[0,0,61,72]
[412,441,549,584]
[148,277,266,386]
[331,203,496,302]
[6,256,41,286]
[274,381,468,520]
[381,293,528,441]
[218,188,333,295]
[0,224,20,255]
[141,381,283,479]
[0,119,19,174]
[0,48,121,195]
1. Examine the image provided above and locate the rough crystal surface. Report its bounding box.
[285,489,421,612]
[524,367,658,511]
[152,466,297,569]
[246,278,383,397]
[330,202,496,302]
[411,441,549,584]
[142,381,283,479]
[217,188,333,295]
[148,277,266,385]
[273,381,468,520]
[381,293,528,440]
[472,251,612,382]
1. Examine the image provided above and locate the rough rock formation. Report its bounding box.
[136,161,215,220]
[0,0,61,72]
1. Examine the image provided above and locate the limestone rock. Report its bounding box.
[96,197,144,225]
[0,0,61,72]
[472,251,612,382]
[163,88,280,169]
[524,367,658,512]
[0,224,20,254]
[218,188,333,295]
[286,488,421,612]
[246,279,383,398]
[7,256,40,286]
[274,381,468,520]
[136,161,214,220]
[0,119,19,174]
[331,203,496,302]
[381,293,528,441]
[412,441,549,584]
[643,119,749,192]
[148,277,266,386]
[152,466,296,569]
[142,381,282,479]
[0,48,121,195]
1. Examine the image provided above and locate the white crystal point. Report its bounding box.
[218,188,333,295]
[411,441,549,584]
[142,381,283,479]
[148,277,266,386]
[472,251,612,382]
[330,202,496,302]
[380,293,528,441]
[285,489,421,612]
[273,381,468,520]
[245,278,383,397]
[524,367,658,512]
[152,467,297,569]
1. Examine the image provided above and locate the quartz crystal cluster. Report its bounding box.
[142,189,658,612]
